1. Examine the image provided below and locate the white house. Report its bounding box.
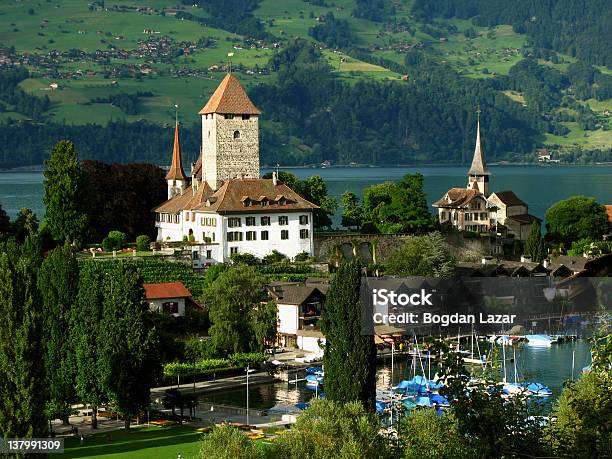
[143,281,194,317]
[154,73,318,263]
[268,281,328,353]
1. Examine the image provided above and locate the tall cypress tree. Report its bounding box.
[73,261,106,429]
[38,243,79,425]
[43,140,88,246]
[99,264,160,430]
[525,221,545,262]
[0,239,48,438]
[321,260,376,411]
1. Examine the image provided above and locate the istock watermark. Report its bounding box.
[360,276,611,336]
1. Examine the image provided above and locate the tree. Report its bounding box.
[73,261,106,429]
[99,264,160,430]
[199,424,265,459]
[547,334,612,458]
[250,300,278,352]
[545,196,609,245]
[321,260,376,410]
[43,140,88,245]
[203,265,268,354]
[13,208,39,243]
[361,174,436,234]
[341,191,362,228]
[0,204,11,238]
[524,221,546,262]
[301,175,337,230]
[386,232,455,277]
[0,239,48,438]
[400,410,477,458]
[38,243,79,425]
[274,399,389,458]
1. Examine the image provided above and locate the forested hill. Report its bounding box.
[412,0,612,67]
[0,0,610,168]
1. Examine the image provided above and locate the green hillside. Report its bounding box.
[0,0,610,167]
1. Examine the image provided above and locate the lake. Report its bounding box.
[198,340,592,411]
[1,165,610,224]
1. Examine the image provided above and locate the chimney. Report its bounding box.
[272,171,278,186]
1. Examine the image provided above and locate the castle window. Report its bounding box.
[299,215,309,225]
[281,230,289,240]
[224,114,235,119]
[230,247,238,255]
[278,216,289,226]
[246,231,257,241]
[260,216,270,226]
[261,230,269,240]
[228,217,241,228]
[242,115,250,120]
[246,217,255,226]
[233,130,241,139]
[300,229,309,239]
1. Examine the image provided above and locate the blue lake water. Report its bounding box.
[199,341,592,411]
[1,165,611,223]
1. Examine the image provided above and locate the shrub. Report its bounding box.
[229,352,267,368]
[136,234,151,252]
[104,230,127,251]
[102,237,113,252]
[262,250,288,264]
[293,251,311,262]
[200,425,265,459]
[230,252,260,266]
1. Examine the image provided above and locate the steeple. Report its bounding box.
[166,115,188,199]
[467,108,491,195]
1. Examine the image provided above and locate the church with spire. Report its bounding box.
[433,114,539,240]
[154,73,317,264]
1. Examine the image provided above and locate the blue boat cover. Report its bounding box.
[416,396,432,407]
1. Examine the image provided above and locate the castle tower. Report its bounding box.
[198,73,261,190]
[467,111,491,196]
[166,121,188,199]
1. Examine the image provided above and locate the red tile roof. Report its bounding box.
[605,205,612,223]
[144,282,192,300]
[198,74,260,115]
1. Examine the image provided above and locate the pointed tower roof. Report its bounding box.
[166,121,187,181]
[198,73,260,115]
[467,115,491,176]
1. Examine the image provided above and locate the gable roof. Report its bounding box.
[198,73,260,115]
[144,282,192,300]
[433,187,485,208]
[506,214,541,225]
[491,191,527,207]
[467,118,491,176]
[201,178,318,213]
[154,178,318,214]
[166,122,187,181]
[270,285,326,306]
[154,181,214,213]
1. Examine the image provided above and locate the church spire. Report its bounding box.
[166,118,187,181]
[467,108,490,177]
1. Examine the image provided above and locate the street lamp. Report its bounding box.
[246,365,255,426]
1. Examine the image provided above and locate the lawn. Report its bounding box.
[62,425,204,459]
[544,122,612,149]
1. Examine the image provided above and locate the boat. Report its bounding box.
[525,334,557,346]
[305,366,323,376]
[305,374,323,387]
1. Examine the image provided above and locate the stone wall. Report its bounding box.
[201,113,259,189]
[314,232,515,264]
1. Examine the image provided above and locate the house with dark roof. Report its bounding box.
[143,281,195,317]
[433,112,537,241]
[267,280,329,352]
[154,73,317,263]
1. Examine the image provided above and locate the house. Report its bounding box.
[154,73,317,264]
[143,281,194,317]
[537,149,551,162]
[433,112,538,240]
[268,280,329,353]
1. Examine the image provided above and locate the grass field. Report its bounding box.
[1,0,610,151]
[62,426,204,459]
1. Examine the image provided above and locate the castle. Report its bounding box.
[154,74,317,265]
[433,115,540,240]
